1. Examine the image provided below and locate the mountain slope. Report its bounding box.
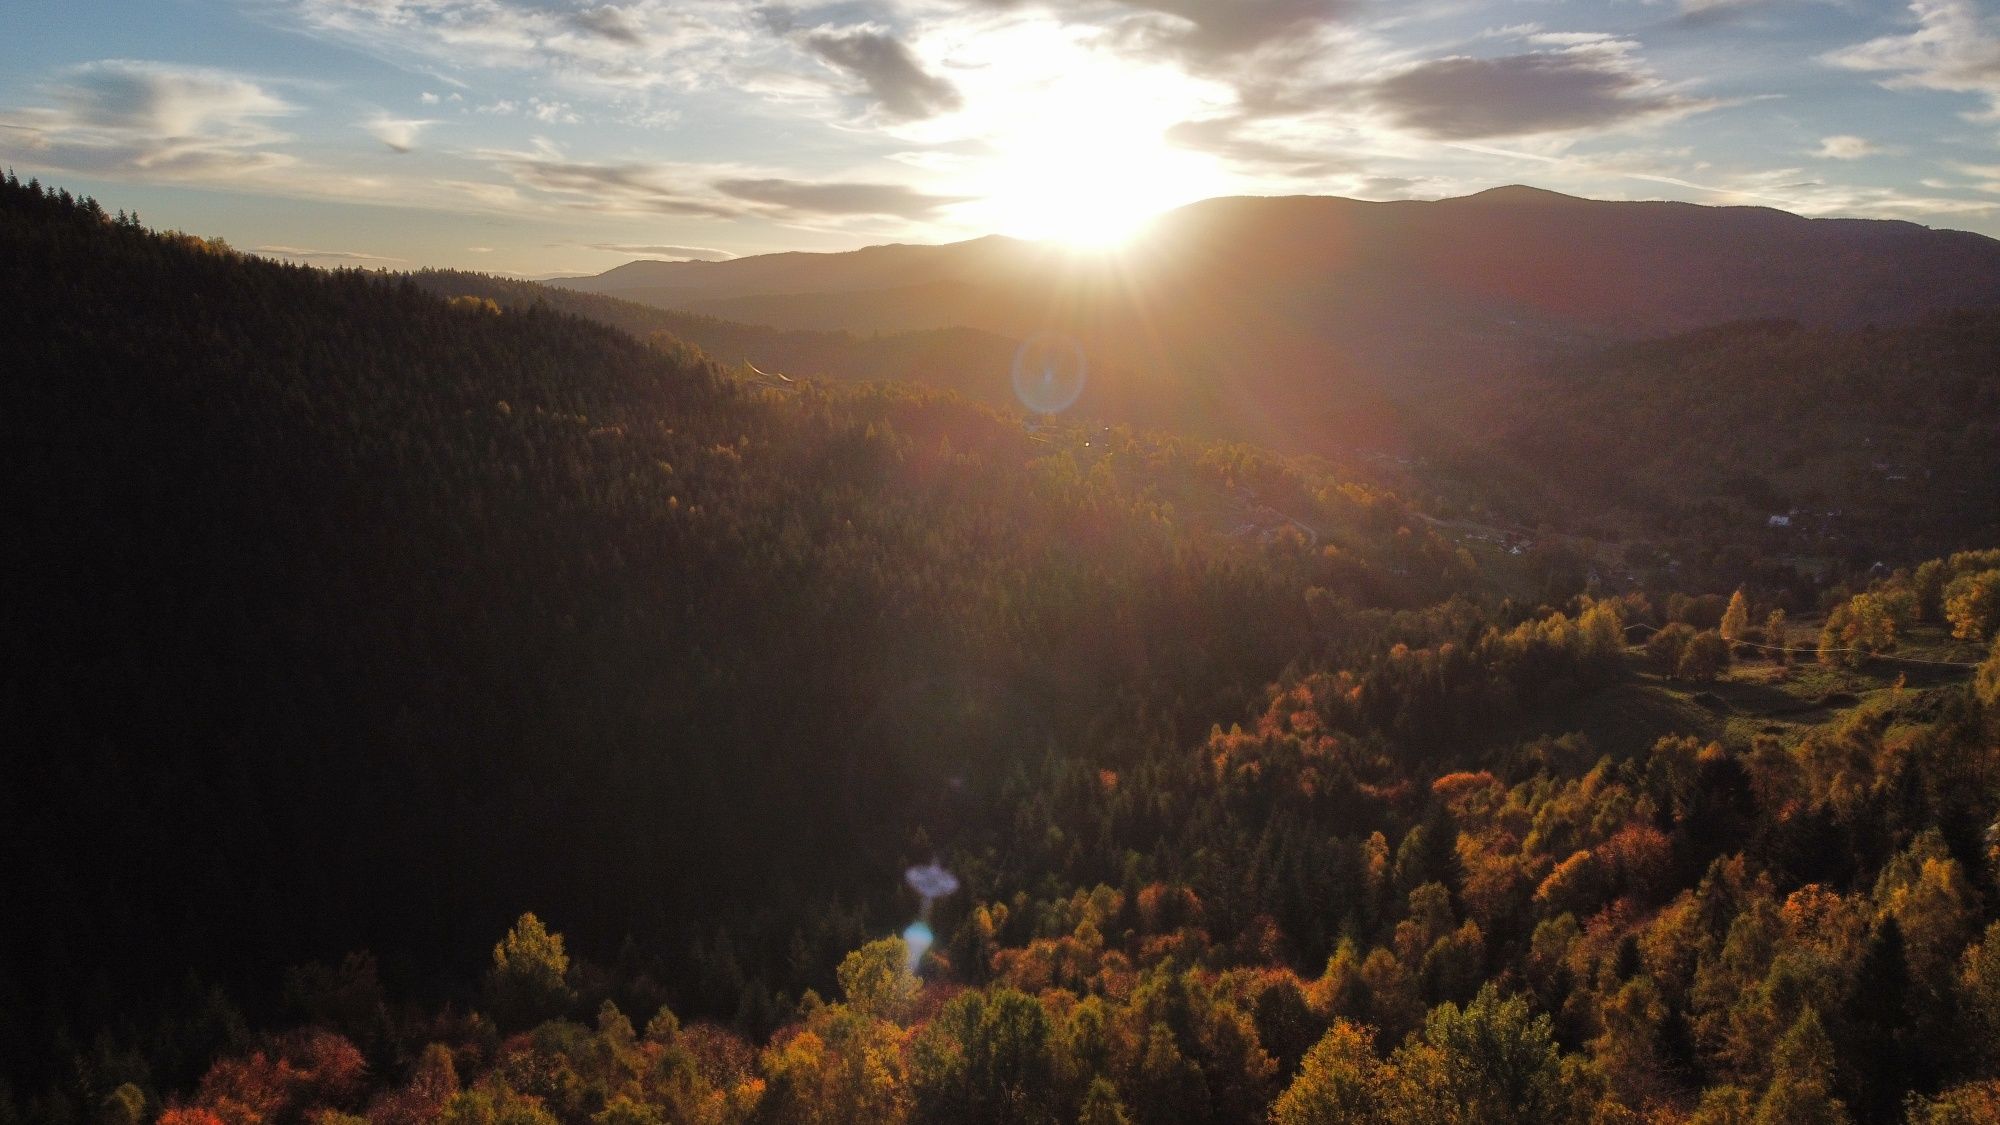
[1428,311,2000,560]
[0,174,1469,1086]
[555,188,2000,456]
[409,269,1024,403]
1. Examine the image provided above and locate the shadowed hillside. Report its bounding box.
[0,173,1468,1097]
[1426,312,2000,564]
[551,188,2000,456]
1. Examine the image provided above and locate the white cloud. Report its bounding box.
[0,59,298,179]
[1825,0,2000,122]
[583,241,735,259]
[365,114,438,152]
[289,0,767,95]
[256,243,405,263]
[1813,134,1883,159]
[475,96,581,124]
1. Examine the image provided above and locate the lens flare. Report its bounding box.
[905,862,960,899]
[1011,334,1087,415]
[901,922,934,971]
[901,861,960,973]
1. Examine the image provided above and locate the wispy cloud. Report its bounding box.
[1814,134,1884,159]
[584,241,736,259]
[1824,0,2000,122]
[256,244,404,263]
[1366,39,1717,140]
[487,150,748,217]
[365,114,437,153]
[0,59,301,181]
[289,0,762,95]
[713,177,967,218]
[967,0,1357,68]
[805,28,962,120]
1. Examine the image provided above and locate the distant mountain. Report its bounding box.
[554,187,2000,452]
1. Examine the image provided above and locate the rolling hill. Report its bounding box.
[552,187,2000,455]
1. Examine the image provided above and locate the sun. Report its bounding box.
[936,22,1236,249]
[983,118,1223,248]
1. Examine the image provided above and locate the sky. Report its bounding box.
[2,0,1996,275]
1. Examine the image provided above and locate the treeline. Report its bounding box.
[104,594,2000,1125]
[407,271,1025,412]
[0,173,1471,1106]
[1817,550,2000,666]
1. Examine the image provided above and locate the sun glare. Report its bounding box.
[930,22,1235,248]
[984,114,1221,248]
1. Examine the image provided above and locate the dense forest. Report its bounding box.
[410,271,2000,578]
[404,272,1026,415]
[1433,316,2000,559]
[8,174,2000,1124]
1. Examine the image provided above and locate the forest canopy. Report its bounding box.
[7,174,2000,1124]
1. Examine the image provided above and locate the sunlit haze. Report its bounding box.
[4,0,1998,270]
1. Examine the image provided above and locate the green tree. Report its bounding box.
[1765,609,1789,661]
[1978,633,2000,709]
[1272,1020,1384,1125]
[94,1084,145,1125]
[1076,1078,1131,1125]
[909,988,1057,1125]
[1913,558,1951,622]
[1647,623,1696,675]
[1679,630,1732,683]
[1944,570,2000,642]
[486,913,575,1029]
[1721,590,1751,645]
[1750,1008,1849,1125]
[1389,985,1573,1125]
[1819,594,1898,668]
[1959,921,2000,1060]
[836,937,920,1024]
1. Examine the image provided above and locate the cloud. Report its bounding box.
[289,0,758,94]
[713,177,967,217]
[365,114,436,153]
[568,5,647,44]
[1824,0,2000,121]
[1368,42,1714,139]
[256,244,405,263]
[476,96,581,124]
[491,152,747,217]
[0,59,297,180]
[1164,113,1356,176]
[1112,0,1353,62]
[479,141,964,223]
[972,0,1353,64]
[586,241,736,259]
[1814,134,1884,159]
[805,29,962,119]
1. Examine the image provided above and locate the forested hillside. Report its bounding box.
[10,175,2000,1125]
[548,188,2000,458]
[405,271,1024,412]
[0,175,1465,1112]
[1431,314,2000,561]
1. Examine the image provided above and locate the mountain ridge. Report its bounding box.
[550,187,2000,455]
